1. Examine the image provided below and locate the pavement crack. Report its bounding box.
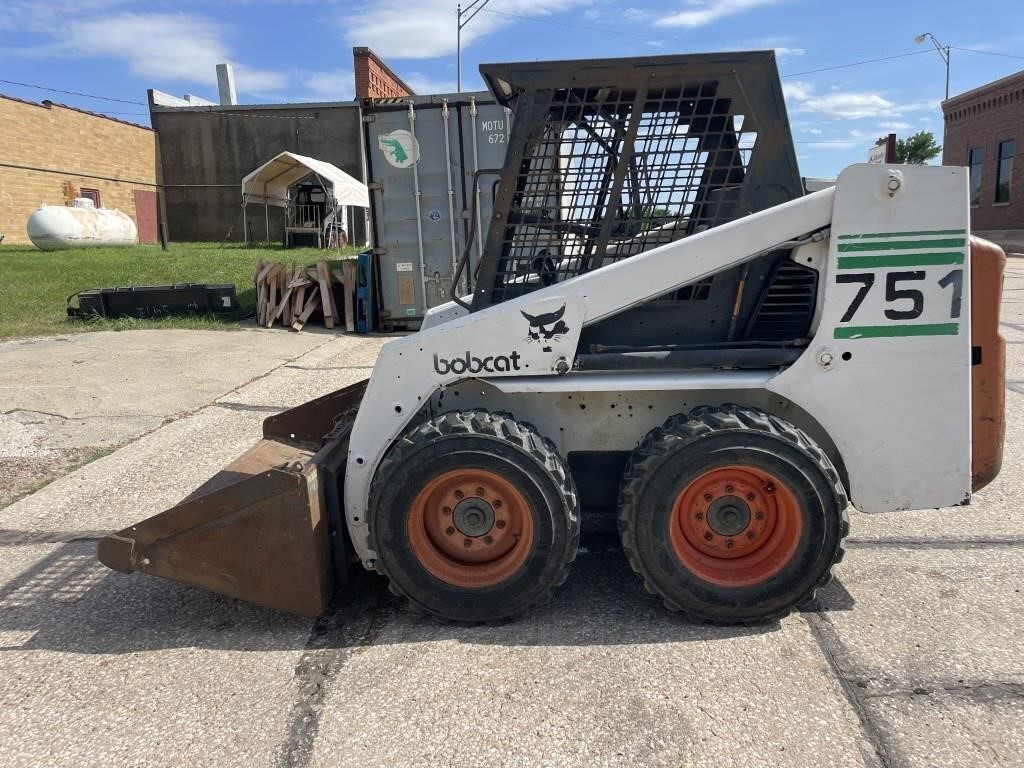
[2,408,71,420]
[862,680,1024,702]
[273,573,393,768]
[213,402,286,413]
[0,528,107,546]
[846,536,1024,550]
[283,365,375,371]
[802,607,907,768]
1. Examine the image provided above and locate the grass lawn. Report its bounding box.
[0,242,360,339]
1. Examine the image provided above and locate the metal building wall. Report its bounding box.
[149,98,365,243]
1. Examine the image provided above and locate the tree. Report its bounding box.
[895,131,942,164]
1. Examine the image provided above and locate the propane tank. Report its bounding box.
[27,198,138,251]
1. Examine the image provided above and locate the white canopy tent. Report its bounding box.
[241,151,369,248]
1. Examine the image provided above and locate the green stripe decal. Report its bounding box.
[838,229,966,240]
[837,251,965,269]
[837,238,966,252]
[834,323,960,339]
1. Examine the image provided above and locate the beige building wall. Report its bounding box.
[0,95,158,245]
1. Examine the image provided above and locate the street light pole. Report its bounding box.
[456,0,490,93]
[915,32,951,101]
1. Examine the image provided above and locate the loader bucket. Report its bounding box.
[97,379,368,618]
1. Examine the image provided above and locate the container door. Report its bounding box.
[365,95,512,330]
[456,98,512,293]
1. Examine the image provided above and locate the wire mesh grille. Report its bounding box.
[489,80,757,304]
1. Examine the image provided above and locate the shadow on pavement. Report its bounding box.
[0,532,855,656]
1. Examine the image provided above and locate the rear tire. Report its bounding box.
[618,404,848,623]
[368,410,579,623]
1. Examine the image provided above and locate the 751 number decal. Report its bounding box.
[837,269,962,323]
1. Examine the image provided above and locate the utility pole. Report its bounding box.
[915,32,951,101]
[457,0,490,92]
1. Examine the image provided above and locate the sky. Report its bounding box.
[1,0,1023,178]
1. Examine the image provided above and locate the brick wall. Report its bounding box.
[0,95,158,245]
[353,47,415,100]
[943,70,1024,232]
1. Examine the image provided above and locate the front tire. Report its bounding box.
[618,405,848,623]
[368,410,579,622]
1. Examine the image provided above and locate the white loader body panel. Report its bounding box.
[344,164,971,566]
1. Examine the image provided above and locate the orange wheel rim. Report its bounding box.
[407,469,535,588]
[668,465,803,587]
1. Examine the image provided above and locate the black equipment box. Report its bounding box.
[68,284,239,319]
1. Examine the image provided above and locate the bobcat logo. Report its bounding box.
[521,304,570,343]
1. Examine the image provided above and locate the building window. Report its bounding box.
[968,147,983,206]
[79,188,102,207]
[995,140,1014,204]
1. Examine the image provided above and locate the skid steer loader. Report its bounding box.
[98,52,1006,624]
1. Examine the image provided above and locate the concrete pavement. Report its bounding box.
[0,329,331,507]
[1,271,1023,767]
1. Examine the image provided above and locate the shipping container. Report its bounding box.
[362,92,511,330]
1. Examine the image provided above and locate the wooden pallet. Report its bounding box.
[253,258,357,332]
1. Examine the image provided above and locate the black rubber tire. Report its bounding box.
[618,404,849,624]
[368,410,580,623]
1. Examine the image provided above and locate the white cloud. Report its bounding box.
[55,13,286,91]
[298,68,354,100]
[4,11,285,94]
[402,72,459,95]
[346,0,590,59]
[800,92,895,119]
[656,0,781,29]
[782,80,814,102]
[878,121,912,131]
[804,127,823,135]
[0,0,128,32]
[807,140,861,150]
[623,7,655,21]
[772,46,805,58]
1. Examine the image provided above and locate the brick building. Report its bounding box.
[942,69,1023,250]
[353,47,415,100]
[0,94,159,245]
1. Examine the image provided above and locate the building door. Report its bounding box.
[134,189,158,243]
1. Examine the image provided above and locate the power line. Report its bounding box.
[951,46,1024,61]
[0,77,145,105]
[782,50,932,78]
[1,76,320,120]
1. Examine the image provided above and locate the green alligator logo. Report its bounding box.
[380,137,407,164]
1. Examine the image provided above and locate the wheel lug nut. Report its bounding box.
[454,490,464,499]
[764,482,775,494]
[725,484,734,493]
[494,499,503,508]
[442,506,451,515]
[726,539,734,548]
[484,535,493,544]
[476,487,485,496]
[746,531,755,540]
[755,511,764,520]
[496,520,506,529]
[704,532,713,541]
[445,526,455,535]
[703,493,713,502]
[746,493,755,501]
[695,512,704,521]
[463,538,472,547]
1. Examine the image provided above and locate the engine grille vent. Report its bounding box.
[744,261,818,341]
